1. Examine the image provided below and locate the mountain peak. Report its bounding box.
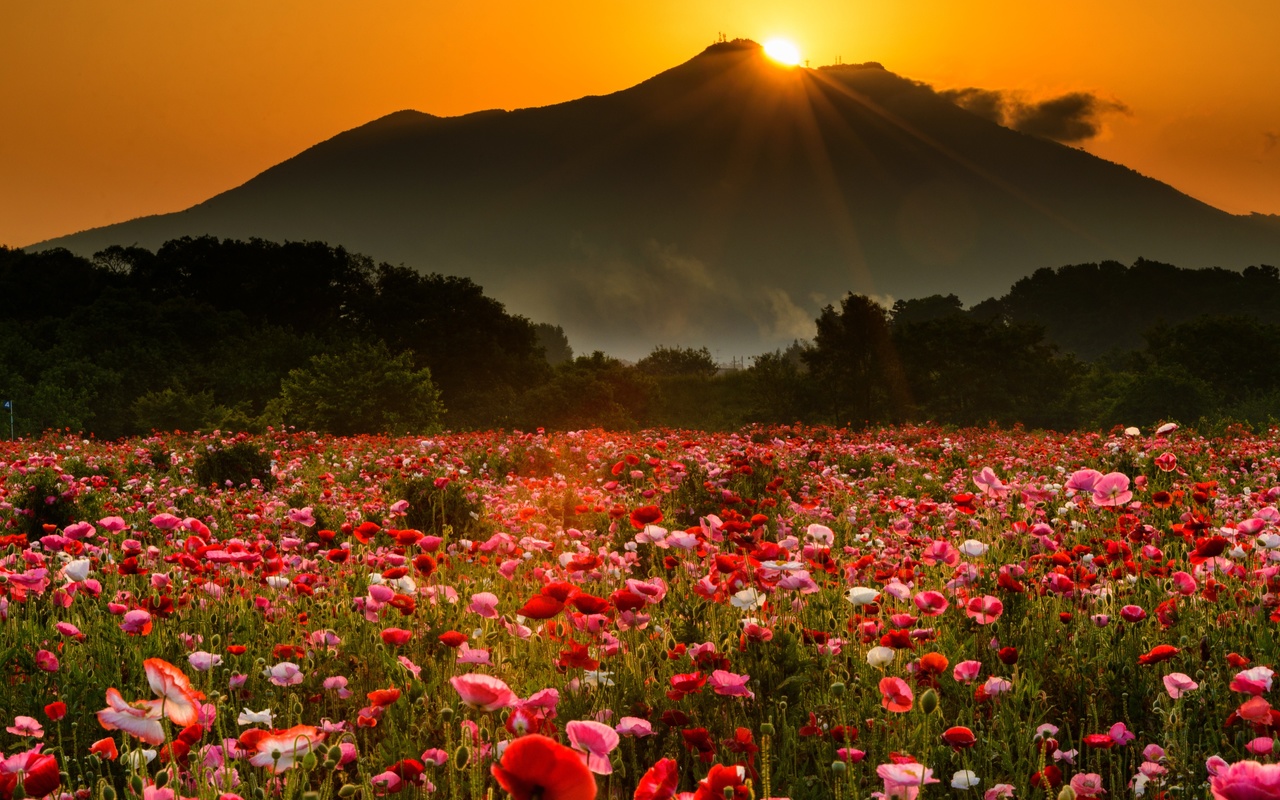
[33,45,1280,358]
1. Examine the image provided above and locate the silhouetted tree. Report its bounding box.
[273,341,443,435]
[534,323,574,365]
[804,295,902,425]
[637,345,718,377]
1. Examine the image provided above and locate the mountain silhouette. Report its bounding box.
[36,40,1280,357]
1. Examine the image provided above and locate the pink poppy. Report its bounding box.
[450,674,517,711]
[246,725,326,773]
[877,762,939,799]
[913,591,949,617]
[1209,760,1280,800]
[1163,673,1199,699]
[1091,473,1133,507]
[142,658,205,725]
[1171,571,1197,596]
[263,662,304,687]
[566,719,620,775]
[6,716,43,738]
[119,609,153,635]
[953,661,983,683]
[707,670,754,699]
[1231,667,1275,696]
[879,677,914,712]
[34,650,59,673]
[615,717,654,737]
[1070,773,1106,798]
[286,507,316,527]
[468,592,500,618]
[965,596,1003,624]
[95,688,164,744]
[150,513,181,530]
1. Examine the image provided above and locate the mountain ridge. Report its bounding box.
[34,40,1280,357]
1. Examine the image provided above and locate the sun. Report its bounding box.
[763,38,802,66]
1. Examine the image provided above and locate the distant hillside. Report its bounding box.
[36,40,1280,358]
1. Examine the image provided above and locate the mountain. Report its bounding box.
[35,40,1280,358]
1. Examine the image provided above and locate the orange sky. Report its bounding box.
[3,0,1278,248]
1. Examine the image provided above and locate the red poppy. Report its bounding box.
[611,590,647,612]
[367,688,402,707]
[1137,644,1180,665]
[569,593,611,614]
[353,521,381,543]
[629,506,663,529]
[941,726,976,749]
[557,643,599,670]
[389,758,425,781]
[490,733,597,800]
[538,581,577,602]
[0,748,60,800]
[517,595,565,619]
[226,645,247,655]
[681,728,716,763]
[380,628,413,647]
[89,737,119,761]
[438,631,468,648]
[997,647,1019,665]
[1082,734,1114,749]
[692,764,749,800]
[634,758,679,800]
[918,652,949,675]
[44,701,67,721]
[1031,765,1063,789]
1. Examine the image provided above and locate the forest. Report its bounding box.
[1,237,1278,437]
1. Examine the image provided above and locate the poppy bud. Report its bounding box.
[303,792,320,800]
[831,682,846,696]
[831,761,847,774]
[1057,788,1077,800]
[920,688,939,714]
[12,783,25,800]
[253,789,266,800]
[103,788,116,800]
[129,776,144,796]
[338,786,358,799]
[453,746,470,769]
[440,706,454,722]
[301,753,318,770]
[155,771,169,789]
[761,721,775,736]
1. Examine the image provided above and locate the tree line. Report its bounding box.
[1,238,1277,436]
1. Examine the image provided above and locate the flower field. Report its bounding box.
[4,423,1280,800]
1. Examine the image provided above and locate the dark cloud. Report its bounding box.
[1265,131,1279,154]
[1009,92,1130,143]
[939,86,1129,144]
[938,88,1006,124]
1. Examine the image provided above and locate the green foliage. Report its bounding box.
[391,476,485,537]
[534,322,574,366]
[132,386,239,433]
[192,440,275,489]
[514,352,659,430]
[8,468,85,535]
[637,345,719,378]
[276,341,444,435]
